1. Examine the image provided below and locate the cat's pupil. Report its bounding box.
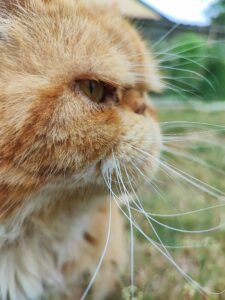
[89,81,95,94]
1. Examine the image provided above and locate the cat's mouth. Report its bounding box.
[99,137,161,194]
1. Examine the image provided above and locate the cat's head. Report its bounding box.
[0,0,162,217]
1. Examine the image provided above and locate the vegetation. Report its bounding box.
[156,32,225,101]
[148,0,225,102]
[117,108,225,300]
[210,0,225,26]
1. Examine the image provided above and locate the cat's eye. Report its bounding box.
[78,80,104,103]
[77,80,118,105]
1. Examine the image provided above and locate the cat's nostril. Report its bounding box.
[135,103,147,115]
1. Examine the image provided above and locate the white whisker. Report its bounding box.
[80,175,112,300]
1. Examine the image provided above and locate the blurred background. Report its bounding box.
[126,0,225,104]
[96,1,225,300]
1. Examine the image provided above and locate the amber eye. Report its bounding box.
[78,80,104,103]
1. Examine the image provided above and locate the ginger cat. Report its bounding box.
[0,0,162,299]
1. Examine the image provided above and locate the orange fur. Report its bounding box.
[0,0,162,299]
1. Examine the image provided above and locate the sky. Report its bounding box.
[142,0,216,26]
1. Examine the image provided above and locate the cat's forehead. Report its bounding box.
[0,0,162,91]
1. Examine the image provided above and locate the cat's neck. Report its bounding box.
[0,178,106,245]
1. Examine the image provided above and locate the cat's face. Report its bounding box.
[0,0,162,217]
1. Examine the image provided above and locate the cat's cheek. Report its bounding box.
[101,111,161,187]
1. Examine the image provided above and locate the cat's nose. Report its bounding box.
[134,103,147,115]
[120,89,147,115]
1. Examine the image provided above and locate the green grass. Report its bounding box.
[118,109,225,300]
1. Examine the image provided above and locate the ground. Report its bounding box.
[115,107,225,300]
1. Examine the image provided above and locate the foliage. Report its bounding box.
[158,32,225,101]
[200,41,225,100]
[209,0,225,25]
